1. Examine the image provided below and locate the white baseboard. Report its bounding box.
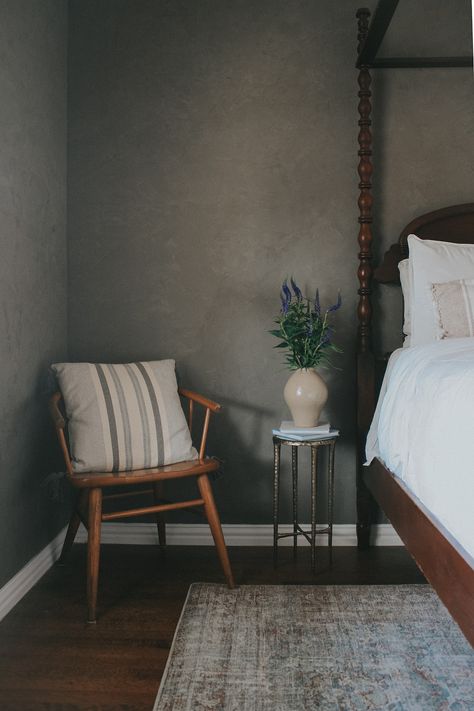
[0,522,402,622]
[76,522,402,547]
[0,526,67,622]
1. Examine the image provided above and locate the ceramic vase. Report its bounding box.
[283,368,328,427]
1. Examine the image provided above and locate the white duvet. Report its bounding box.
[366,337,474,564]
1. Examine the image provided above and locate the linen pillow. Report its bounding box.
[431,278,474,339]
[51,360,198,473]
[407,234,474,346]
[398,258,412,347]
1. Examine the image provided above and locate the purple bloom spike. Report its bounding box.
[290,277,303,301]
[326,291,342,313]
[314,288,320,316]
[282,279,292,305]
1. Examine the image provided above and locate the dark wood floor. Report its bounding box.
[0,543,425,711]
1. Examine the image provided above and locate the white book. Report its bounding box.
[273,428,339,442]
[279,420,330,435]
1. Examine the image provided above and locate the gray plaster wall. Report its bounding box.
[0,1,68,587]
[67,0,473,526]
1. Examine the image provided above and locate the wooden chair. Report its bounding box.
[50,388,235,622]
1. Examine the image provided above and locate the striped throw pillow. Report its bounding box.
[51,360,197,473]
[431,279,474,340]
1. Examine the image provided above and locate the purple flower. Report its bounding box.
[314,288,321,316]
[282,279,292,302]
[290,277,303,301]
[280,290,289,313]
[281,279,292,313]
[326,291,342,313]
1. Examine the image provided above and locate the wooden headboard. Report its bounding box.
[374,204,474,284]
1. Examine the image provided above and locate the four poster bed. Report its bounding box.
[355,2,474,645]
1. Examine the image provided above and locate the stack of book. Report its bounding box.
[272,421,339,441]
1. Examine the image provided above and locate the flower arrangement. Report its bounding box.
[270,278,342,370]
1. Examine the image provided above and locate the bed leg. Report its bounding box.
[357,525,371,549]
[356,353,376,549]
[356,463,372,549]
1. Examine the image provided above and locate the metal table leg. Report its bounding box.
[310,445,318,572]
[328,441,335,562]
[292,445,298,559]
[273,441,281,568]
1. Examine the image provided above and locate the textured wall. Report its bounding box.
[68,0,474,525]
[0,0,68,587]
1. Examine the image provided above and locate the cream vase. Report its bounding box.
[283,368,328,427]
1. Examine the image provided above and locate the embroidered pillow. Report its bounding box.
[431,279,474,340]
[51,360,197,473]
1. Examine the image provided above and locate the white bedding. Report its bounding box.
[366,337,474,564]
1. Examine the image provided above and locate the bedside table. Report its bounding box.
[272,433,339,571]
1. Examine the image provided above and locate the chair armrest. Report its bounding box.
[178,388,221,460]
[178,388,222,413]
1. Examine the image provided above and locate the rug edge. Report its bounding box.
[153,583,197,711]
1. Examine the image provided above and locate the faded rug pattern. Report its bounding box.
[154,584,474,711]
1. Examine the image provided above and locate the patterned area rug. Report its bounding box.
[154,584,473,711]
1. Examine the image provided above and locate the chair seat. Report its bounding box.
[68,457,220,488]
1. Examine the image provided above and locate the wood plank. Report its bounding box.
[372,56,473,68]
[366,460,474,646]
[356,0,399,67]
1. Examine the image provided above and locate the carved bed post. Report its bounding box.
[356,8,376,549]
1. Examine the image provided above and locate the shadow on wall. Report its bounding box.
[171,385,355,527]
[166,395,275,526]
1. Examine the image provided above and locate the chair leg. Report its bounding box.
[153,481,166,549]
[87,488,102,624]
[197,474,235,589]
[58,491,88,564]
[58,509,81,565]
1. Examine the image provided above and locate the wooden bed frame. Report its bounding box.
[355,4,474,645]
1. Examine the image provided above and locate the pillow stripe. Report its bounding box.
[141,361,172,464]
[135,362,165,467]
[89,363,114,471]
[108,364,134,471]
[94,363,120,472]
[130,363,159,466]
[124,363,152,469]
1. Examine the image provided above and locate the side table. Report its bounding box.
[272,433,338,571]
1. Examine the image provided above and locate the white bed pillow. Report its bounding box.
[407,234,474,346]
[398,258,412,347]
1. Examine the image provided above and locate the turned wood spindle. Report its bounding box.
[355,8,376,550]
[356,8,373,356]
